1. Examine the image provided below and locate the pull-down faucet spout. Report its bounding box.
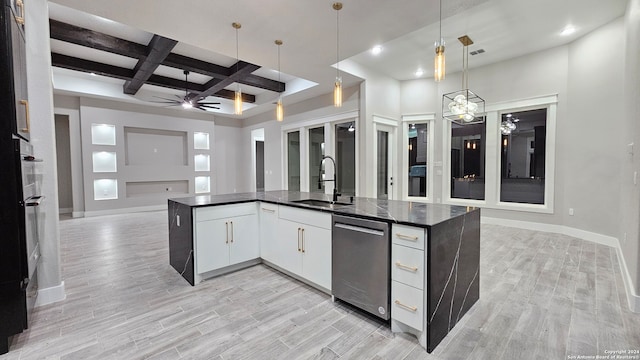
[318,155,340,202]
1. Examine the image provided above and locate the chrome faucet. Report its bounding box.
[318,155,341,202]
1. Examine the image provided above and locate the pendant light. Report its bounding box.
[434,0,445,82]
[333,2,343,107]
[275,40,284,122]
[442,35,485,125]
[233,22,243,115]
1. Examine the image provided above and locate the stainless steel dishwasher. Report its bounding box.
[332,214,390,320]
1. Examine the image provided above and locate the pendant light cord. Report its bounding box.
[438,0,442,43]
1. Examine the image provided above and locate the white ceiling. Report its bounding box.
[48,0,629,118]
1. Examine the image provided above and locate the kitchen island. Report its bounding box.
[168,190,480,353]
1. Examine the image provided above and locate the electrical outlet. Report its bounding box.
[569,208,574,216]
[176,215,180,227]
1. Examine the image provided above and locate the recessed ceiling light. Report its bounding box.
[415,69,424,77]
[371,45,382,55]
[560,26,576,36]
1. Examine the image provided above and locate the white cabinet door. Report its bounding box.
[258,203,279,263]
[276,218,303,276]
[195,219,230,273]
[229,214,259,264]
[301,225,332,291]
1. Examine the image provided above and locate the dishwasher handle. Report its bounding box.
[334,222,385,236]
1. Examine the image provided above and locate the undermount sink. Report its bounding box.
[292,199,353,207]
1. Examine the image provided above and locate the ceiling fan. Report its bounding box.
[153,70,221,111]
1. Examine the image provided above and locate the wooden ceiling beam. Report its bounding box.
[51,53,257,103]
[123,35,178,95]
[50,20,147,59]
[188,61,260,101]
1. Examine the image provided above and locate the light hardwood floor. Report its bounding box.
[1,210,639,360]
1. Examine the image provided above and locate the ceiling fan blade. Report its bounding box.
[198,104,221,109]
[197,102,221,105]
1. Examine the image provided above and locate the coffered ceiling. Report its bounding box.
[48,0,629,119]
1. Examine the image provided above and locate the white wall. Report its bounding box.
[25,0,63,300]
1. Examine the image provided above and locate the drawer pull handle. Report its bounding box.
[396,233,418,241]
[394,300,417,312]
[261,207,275,213]
[395,262,418,272]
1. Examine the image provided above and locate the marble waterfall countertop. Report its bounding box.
[169,190,477,228]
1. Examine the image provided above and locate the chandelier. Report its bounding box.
[442,35,485,125]
[500,114,519,135]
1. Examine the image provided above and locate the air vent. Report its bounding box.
[470,49,485,56]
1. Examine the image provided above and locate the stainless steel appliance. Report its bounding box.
[332,214,390,320]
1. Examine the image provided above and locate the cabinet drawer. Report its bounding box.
[195,202,257,222]
[392,224,425,250]
[391,281,424,331]
[279,205,331,230]
[392,244,424,290]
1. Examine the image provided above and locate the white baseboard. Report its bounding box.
[35,281,66,307]
[59,207,72,214]
[71,211,84,218]
[83,204,167,217]
[482,216,640,313]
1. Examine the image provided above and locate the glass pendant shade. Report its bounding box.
[334,77,343,107]
[276,96,284,122]
[434,43,445,82]
[234,87,242,115]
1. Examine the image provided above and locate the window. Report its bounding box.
[335,122,356,196]
[407,123,428,197]
[309,126,325,193]
[450,120,486,200]
[499,108,546,204]
[443,94,557,213]
[287,131,300,191]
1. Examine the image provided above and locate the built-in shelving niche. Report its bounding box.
[125,180,189,198]
[195,176,210,194]
[91,124,116,145]
[92,151,117,172]
[94,179,118,200]
[124,127,188,166]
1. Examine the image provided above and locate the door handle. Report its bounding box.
[225,222,229,244]
[297,228,301,252]
[20,100,29,133]
[230,221,234,243]
[301,228,305,253]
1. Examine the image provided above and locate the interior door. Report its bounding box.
[375,124,395,200]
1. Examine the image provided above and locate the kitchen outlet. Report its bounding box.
[569,208,574,216]
[176,215,180,227]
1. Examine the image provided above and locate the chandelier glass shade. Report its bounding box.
[275,40,284,122]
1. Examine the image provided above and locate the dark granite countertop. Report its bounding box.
[169,190,478,228]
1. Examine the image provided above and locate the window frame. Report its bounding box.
[401,114,435,202]
[443,94,557,213]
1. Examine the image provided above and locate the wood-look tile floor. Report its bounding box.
[2,211,639,360]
